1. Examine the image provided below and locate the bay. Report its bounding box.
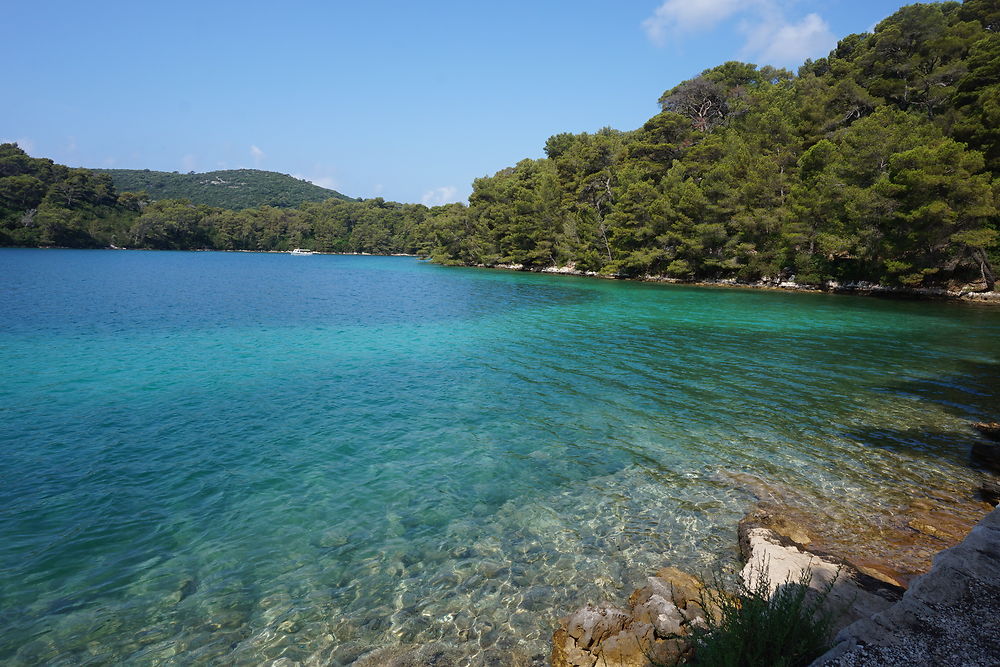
[1,249,997,664]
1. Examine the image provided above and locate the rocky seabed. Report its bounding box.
[551,497,1000,667]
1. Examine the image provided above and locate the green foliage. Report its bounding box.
[92,168,354,209]
[4,0,999,284]
[685,567,838,667]
[0,143,134,248]
[0,143,428,254]
[419,0,1000,290]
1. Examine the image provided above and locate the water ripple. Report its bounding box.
[0,250,997,664]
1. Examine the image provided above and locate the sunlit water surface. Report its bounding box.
[1,249,998,665]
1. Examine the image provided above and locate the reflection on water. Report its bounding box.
[0,250,998,664]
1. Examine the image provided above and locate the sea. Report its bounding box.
[1,248,997,664]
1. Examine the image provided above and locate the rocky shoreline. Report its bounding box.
[814,506,1000,666]
[475,262,1000,304]
[551,423,1000,666]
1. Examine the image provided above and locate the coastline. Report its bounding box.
[552,488,998,667]
[468,262,1000,304]
[12,247,1000,302]
[551,423,1000,666]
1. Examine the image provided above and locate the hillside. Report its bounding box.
[419,0,1000,291]
[93,168,354,209]
[0,143,418,252]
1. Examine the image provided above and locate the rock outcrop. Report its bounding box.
[812,506,1000,666]
[552,496,996,666]
[738,509,902,636]
[724,472,993,588]
[551,568,706,667]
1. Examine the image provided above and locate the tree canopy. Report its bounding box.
[93,168,354,209]
[419,0,999,290]
[3,1,999,291]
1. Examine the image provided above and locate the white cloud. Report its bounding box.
[643,0,836,66]
[181,153,198,172]
[421,186,459,207]
[643,0,745,45]
[250,144,265,167]
[752,13,836,65]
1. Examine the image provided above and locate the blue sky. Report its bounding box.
[3,0,926,205]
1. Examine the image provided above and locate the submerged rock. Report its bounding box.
[971,441,1000,473]
[725,475,992,587]
[972,422,1000,442]
[980,479,1000,506]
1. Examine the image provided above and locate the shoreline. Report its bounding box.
[552,490,998,667]
[11,246,1000,303]
[469,262,1000,304]
[551,424,1000,666]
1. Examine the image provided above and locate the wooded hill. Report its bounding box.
[92,168,353,209]
[0,143,426,252]
[1,0,998,290]
[419,0,1000,290]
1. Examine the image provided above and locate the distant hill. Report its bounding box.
[92,168,355,209]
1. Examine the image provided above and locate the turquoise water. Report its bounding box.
[1,249,998,665]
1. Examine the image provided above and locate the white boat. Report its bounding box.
[289,248,316,255]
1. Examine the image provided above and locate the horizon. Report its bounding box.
[4,0,933,205]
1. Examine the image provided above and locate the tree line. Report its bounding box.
[0,144,425,254]
[2,0,998,289]
[419,0,1000,289]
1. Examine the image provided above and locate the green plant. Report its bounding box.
[685,565,839,667]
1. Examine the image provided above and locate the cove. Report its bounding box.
[0,248,997,664]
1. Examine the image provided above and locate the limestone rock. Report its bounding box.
[739,524,900,635]
[813,507,1000,666]
[565,604,630,650]
[906,517,961,541]
[972,421,1000,442]
[653,567,703,608]
[552,571,703,667]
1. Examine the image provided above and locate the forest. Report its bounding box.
[1,0,998,289]
[93,168,353,209]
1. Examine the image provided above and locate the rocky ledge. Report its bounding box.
[737,508,903,633]
[552,498,999,666]
[550,511,905,667]
[813,506,1000,666]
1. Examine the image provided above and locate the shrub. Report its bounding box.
[684,565,839,667]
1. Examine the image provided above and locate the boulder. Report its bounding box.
[551,570,704,667]
[972,421,1000,442]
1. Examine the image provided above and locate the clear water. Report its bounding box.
[1,249,997,665]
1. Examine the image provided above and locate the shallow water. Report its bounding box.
[1,249,997,665]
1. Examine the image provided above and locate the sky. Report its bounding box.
[3,0,930,205]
